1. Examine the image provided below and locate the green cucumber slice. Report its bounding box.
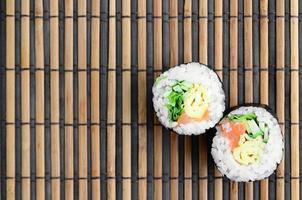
[227,113,257,122]
[246,120,263,138]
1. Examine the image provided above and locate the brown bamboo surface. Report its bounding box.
[1,0,301,199]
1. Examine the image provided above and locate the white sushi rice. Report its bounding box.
[152,62,225,135]
[211,106,284,182]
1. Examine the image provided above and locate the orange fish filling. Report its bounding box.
[219,121,246,150]
[177,110,209,124]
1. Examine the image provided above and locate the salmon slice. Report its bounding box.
[177,110,209,124]
[219,121,246,150]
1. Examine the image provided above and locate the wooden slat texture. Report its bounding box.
[64,0,74,199]
[290,0,299,199]
[90,0,100,199]
[184,0,192,199]
[6,0,15,199]
[122,0,131,199]
[229,0,238,198]
[21,0,31,199]
[49,0,60,199]
[244,0,253,199]
[35,0,45,199]
[77,0,88,199]
[169,0,179,199]
[2,0,301,199]
[199,0,208,199]
[107,0,116,199]
[276,0,285,199]
[138,0,147,199]
[260,0,269,199]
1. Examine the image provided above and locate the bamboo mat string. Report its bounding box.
[6,0,16,199]
[90,0,101,199]
[107,0,116,199]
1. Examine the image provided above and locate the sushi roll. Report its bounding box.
[152,62,225,135]
[211,105,284,182]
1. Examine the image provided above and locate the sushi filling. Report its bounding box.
[219,113,269,165]
[164,80,209,124]
[153,62,225,135]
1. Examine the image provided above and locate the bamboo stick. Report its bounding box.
[184,137,192,200]
[244,0,253,104]
[170,132,178,199]
[91,0,101,199]
[35,0,45,199]
[153,0,163,199]
[6,0,15,199]
[78,0,88,199]
[244,0,253,198]
[184,0,192,199]
[169,0,178,199]
[230,0,238,198]
[214,0,223,199]
[199,0,207,199]
[50,0,60,199]
[199,0,207,65]
[107,0,116,199]
[198,135,207,200]
[229,0,238,106]
[138,0,147,199]
[64,0,74,199]
[276,0,285,199]
[214,0,223,77]
[21,0,30,199]
[184,0,192,63]
[259,0,269,198]
[290,0,299,199]
[122,0,132,199]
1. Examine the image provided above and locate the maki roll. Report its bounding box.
[152,62,225,135]
[211,106,284,182]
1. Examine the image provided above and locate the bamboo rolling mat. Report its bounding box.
[0,0,301,199]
